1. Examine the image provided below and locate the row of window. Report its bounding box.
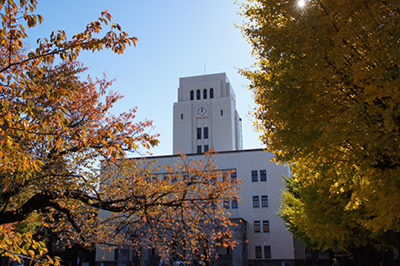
[255,246,271,259]
[190,88,214,100]
[159,170,265,184]
[253,195,268,208]
[224,195,268,209]
[195,127,209,154]
[224,197,238,209]
[197,127,209,139]
[197,145,209,153]
[254,220,270,233]
[151,174,203,183]
[252,170,267,182]
[155,171,237,183]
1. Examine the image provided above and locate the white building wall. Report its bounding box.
[214,150,294,261]
[209,97,235,151]
[173,101,193,154]
[142,149,295,261]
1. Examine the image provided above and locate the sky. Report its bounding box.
[27,0,263,156]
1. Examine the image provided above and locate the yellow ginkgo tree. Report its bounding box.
[240,0,400,255]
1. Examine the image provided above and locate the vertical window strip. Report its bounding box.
[263,220,270,233]
[261,195,268,207]
[254,220,261,233]
[253,195,260,208]
[197,127,202,139]
[252,170,258,182]
[260,170,267,181]
[204,127,208,139]
[232,197,238,209]
[255,246,262,259]
[264,246,271,258]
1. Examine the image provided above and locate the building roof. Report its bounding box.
[130,148,268,160]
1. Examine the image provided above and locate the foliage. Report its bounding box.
[280,174,397,266]
[99,153,238,262]
[0,224,58,266]
[280,175,382,250]
[240,0,400,251]
[0,0,238,265]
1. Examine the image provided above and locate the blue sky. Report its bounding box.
[27,0,262,156]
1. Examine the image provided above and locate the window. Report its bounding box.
[204,145,209,152]
[253,196,260,208]
[231,171,237,183]
[114,249,119,261]
[231,197,238,209]
[222,172,229,183]
[220,109,223,116]
[263,220,270,233]
[252,170,258,182]
[190,90,194,100]
[204,127,208,139]
[254,221,261,233]
[197,145,202,154]
[261,195,268,207]
[210,88,214,98]
[197,89,201,100]
[181,113,183,120]
[255,246,262,259]
[260,170,267,181]
[197,128,202,139]
[264,246,271,259]
[224,199,230,209]
[203,89,207,99]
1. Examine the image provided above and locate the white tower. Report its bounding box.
[173,73,243,154]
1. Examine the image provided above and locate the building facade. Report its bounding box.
[173,73,243,154]
[96,73,297,266]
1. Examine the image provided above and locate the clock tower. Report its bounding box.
[173,73,243,154]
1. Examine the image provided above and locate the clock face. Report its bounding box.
[197,106,208,117]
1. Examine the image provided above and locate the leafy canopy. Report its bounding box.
[0,0,238,265]
[240,0,400,251]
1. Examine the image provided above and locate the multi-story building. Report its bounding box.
[96,73,296,266]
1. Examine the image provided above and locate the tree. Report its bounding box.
[98,154,238,262]
[240,0,400,253]
[0,0,238,264]
[280,175,396,266]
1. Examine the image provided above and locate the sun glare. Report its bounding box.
[298,0,306,7]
